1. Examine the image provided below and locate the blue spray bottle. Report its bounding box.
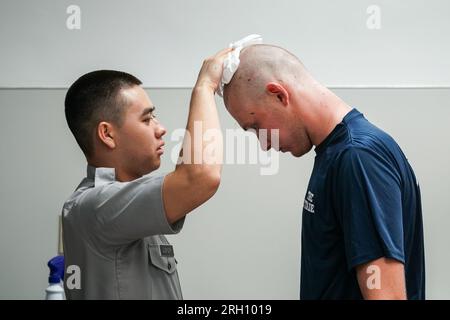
[45,255,65,300]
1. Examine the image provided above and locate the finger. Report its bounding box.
[213,49,235,65]
[214,47,234,58]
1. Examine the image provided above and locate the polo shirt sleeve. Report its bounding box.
[78,173,184,246]
[332,146,405,270]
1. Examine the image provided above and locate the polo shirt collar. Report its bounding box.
[87,165,116,187]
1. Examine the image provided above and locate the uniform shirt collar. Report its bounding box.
[87,165,116,187]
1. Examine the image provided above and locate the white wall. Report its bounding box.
[1,0,449,300]
[1,0,450,87]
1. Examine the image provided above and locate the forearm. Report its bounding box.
[162,48,229,223]
[178,84,223,178]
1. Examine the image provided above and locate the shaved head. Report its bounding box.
[222,45,316,157]
[223,44,310,106]
[222,44,351,158]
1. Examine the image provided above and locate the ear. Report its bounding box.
[265,82,290,106]
[97,121,116,150]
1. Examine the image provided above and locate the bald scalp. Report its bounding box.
[223,44,310,104]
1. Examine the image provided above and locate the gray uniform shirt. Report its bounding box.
[62,166,184,299]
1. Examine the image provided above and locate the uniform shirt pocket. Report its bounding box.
[147,244,177,274]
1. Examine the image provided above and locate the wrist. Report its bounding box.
[194,79,217,93]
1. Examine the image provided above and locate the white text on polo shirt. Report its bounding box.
[304,191,315,214]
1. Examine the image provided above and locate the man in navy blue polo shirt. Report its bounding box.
[222,44,425,299]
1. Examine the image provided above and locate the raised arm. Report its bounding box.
[163,48,232,224]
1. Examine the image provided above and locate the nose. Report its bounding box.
[154,120,166,138]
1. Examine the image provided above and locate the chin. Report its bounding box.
[152,160,161,171]
[291,146,312,157]
[142,162,160,176]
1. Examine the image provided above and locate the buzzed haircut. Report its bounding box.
[223,44,309,103]
[65,70,142,157]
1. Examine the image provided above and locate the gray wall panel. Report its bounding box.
[0,88,448,299]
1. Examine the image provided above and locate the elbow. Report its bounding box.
[209,171,221,192]
[203,171,221,199]
[200,170,222,203]
[184,166,221,198]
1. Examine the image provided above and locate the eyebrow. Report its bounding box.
[141,105,155,117]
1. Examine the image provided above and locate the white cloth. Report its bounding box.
[218,34,263,97]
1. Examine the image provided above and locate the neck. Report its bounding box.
[114,167,139,182]
[296,84,352,146]
[87,155,138,182]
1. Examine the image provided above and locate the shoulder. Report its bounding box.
[335,144,379,168]
[332,141,402,188]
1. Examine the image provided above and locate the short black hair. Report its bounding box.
[65,70,142,157]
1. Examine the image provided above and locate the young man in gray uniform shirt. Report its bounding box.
[62,48,231,299]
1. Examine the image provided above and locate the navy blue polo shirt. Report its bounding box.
[300,108,425,299]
